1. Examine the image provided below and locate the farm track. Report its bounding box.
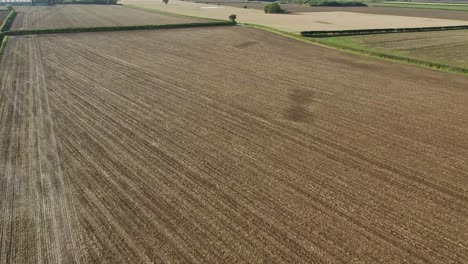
[11,5,208,31]
[0,27,467,262]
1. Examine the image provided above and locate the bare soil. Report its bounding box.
[11,5,209,30]
[1,27,467,263]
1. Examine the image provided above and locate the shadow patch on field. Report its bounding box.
[234,41,259,49]
[284,89,314,123]
[315,21,332,25]
[327,57,382,71]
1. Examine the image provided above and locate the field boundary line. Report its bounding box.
[4,21,236,36]
[243,23,468,75]
[301,25,468,37]
[123,4,225,22]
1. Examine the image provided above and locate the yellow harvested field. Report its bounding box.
[123,0,468,32]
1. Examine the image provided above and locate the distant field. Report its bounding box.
[0,10,8,26]
[123,0,468,32]
[374,1,468,10]
[222,2,468,20]
[11,5,210,30]
[1,26,468,262]
[318,30,468,69]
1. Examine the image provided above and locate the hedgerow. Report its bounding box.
[301,25,468,37]
[6,21,236,36]
[310,0,367,6]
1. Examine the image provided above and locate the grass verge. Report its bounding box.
[245,23,468,75]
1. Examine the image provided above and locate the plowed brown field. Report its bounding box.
[11,5,209,31]
[1,27,467,263]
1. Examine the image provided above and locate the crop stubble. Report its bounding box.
[0,27,467,262]
[11,5,208,31]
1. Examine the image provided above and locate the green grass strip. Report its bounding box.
[6,21,236,36]
[0,9,16,33]
[245,23,468,75]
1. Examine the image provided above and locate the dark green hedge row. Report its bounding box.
[310,1,367,7]
[0,9,16,32]
[6,21,236,36]
[301,25,468,37]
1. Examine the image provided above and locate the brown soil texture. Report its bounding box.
[1,27,467,263]
[11,5,209,30]
[347,29,468,68]
[222,2,468,20]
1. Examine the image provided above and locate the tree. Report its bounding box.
[264,3,284,14]
[229,14,237,23]
[163,0,169,4]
